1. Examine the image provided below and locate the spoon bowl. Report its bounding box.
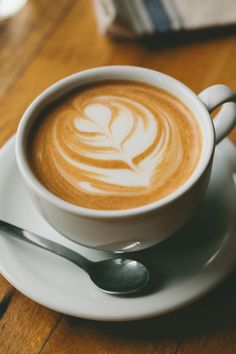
[89,258,149,294]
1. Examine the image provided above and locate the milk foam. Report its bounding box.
[29,81,202,210]
[54,95,176,194]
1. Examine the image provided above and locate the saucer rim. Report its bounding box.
[0,136,236,322]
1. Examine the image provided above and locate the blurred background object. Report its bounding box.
[0,0,27,21]
[93,0,236,38]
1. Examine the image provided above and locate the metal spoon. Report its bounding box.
[0,220,149,295]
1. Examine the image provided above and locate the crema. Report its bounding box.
[28,81,202,210]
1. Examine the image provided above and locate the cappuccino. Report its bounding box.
[28,81,202,210]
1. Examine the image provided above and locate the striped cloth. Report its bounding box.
[93,0,236,38]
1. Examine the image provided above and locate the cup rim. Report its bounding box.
[15,65,215,219]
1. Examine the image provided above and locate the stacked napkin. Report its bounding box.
[93,0,236,38]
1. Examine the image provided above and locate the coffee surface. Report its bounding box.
[28,81,202,210]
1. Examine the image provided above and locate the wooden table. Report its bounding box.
[0,1,236,353]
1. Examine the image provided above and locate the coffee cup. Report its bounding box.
[15,66,236,252]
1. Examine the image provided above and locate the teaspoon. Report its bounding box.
[0,220,149,295]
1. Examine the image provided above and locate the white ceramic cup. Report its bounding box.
[15,66,236,252]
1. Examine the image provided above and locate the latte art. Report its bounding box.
[29,81,202,210]
[66,96,170,191]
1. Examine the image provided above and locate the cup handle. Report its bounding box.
[199,84,236,144]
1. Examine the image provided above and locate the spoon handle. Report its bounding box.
[0,220,89,271]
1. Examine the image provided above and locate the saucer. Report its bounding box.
[0,137,236,321]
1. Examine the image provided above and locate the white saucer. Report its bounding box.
[0,137,236,321]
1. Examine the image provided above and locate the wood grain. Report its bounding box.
[0,0,236,353]
[0,277,14,320]
[41,317,177,354]
[0,291,61,354]
[0,0,76,100]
